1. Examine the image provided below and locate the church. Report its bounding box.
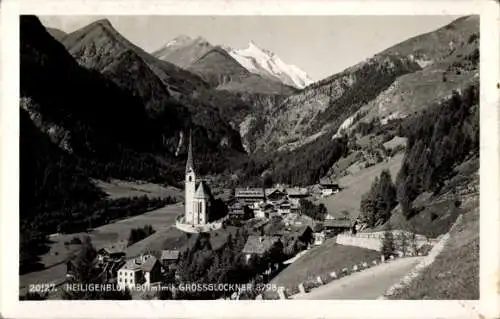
[184,133,214,226]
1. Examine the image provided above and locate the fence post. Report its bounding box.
[278,288,287,300]
[329,271,337,279]
[352,265,358,272]
[298,283,306,294]
[381,255,385,262]
[316,276,323,285]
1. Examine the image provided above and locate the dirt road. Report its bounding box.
[291,256,422,300]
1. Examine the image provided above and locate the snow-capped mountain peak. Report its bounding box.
[224,41,313,89]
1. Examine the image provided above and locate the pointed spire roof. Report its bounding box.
[194,181,212,200]
[186,130,194,172]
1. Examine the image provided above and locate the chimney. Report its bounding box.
[259,236,264,243]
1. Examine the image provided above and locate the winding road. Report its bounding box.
[291,256,422,300]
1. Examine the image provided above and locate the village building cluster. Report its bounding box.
[63,135,357,298]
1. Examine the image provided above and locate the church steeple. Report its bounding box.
[186,130,194,173]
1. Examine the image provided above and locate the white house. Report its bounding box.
[313,232,326,246]
[117,254,162,291]
[319,182,341,197]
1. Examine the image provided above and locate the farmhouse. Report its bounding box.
[97,241,127,263]
[117,254,162,291]
[322,219,352,236]
[235,188,265,205]
[227,201,252,220]
[319,182,342,197]
[252,202,275,219]
[276,199,292,216]
[160,250,179,270]
[285,187,309,205]
[313,231,326,246]
[265,188,287,204]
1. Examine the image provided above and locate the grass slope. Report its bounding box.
[94,179,183,200]
[271,239,380,291]
[317,153,404,219]
[389,194,479,299]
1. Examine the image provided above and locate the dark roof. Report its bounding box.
[161,250,179,260]
[320,183,340,188]
[265,188,286,197]
[294,225,313,235]
[141,256,158,272]
[99,241,127,255]
[322,219,351,228]
[121,254,158,271]
[242,236,280,255]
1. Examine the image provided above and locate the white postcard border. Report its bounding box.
[1,0,498,318]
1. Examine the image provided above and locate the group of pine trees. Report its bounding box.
[127,225,156,247]
[161,228,285,300]
[299,199,328,221]
[360,169,398,228]
[396,85,479,217]
[360,84,479,227]
[62,237,132,300]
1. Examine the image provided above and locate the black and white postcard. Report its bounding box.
[1,0,499,318]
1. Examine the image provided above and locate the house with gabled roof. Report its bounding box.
[160,250,180,269]
[97,240,127,263]
[117,254,162,291]
[242,235,281,263]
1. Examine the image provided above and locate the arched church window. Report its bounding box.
[188,176,192,182]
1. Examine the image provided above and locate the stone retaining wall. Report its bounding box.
[379,214,464,299]
[336,230,431,253]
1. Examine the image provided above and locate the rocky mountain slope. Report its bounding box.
[60,19,247,169]
[339,15,480,133]
[248,15,479,155]
[152,35,215,68]
[250,54,421,153]
[46,27,67,41]
[225,41,314,89]
[23,16,247,187]
[222,15,479,189]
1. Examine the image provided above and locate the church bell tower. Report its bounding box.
[185,131,196,224]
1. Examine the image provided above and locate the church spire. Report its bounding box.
[186,130,194,172]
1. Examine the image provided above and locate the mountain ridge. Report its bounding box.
[152,36,299,94]
[248,15,479,154]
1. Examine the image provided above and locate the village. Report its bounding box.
[58,136,359,300]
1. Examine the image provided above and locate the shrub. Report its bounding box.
[381,224,396,258]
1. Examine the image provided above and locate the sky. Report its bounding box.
[39,15,460,81]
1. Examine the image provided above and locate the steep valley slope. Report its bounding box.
[247,15,479,156]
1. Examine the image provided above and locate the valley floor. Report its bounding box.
[19,202,186,295]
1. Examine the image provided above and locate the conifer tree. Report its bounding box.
[381,223,395,259]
